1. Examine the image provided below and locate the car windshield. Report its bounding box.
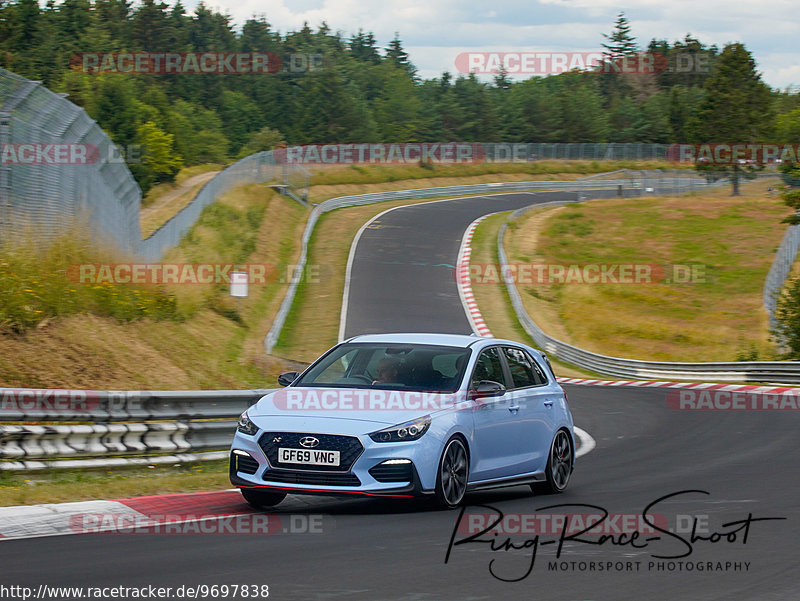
[293,343,471,392]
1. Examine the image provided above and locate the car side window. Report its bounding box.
[502,347,547,388]
[471,347,506,388]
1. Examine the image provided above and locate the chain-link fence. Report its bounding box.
[0,68,141,252]
[0,68,309,261]
[764,223,800,332]
[139,152,291,260]
[481,142,671,161]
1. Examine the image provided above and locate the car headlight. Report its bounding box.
[369,415,431,443]
[237,410,259,436]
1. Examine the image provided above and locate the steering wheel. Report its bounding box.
[347,374,373,384]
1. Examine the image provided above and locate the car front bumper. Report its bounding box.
[229,427,443,498]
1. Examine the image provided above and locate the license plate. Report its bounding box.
[278,447,341,466]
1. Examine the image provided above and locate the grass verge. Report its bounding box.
[0,461,230,507]
[468,212,604,379]
[305,160,682,203]
[504,179,791,362]
[140,165,224,237]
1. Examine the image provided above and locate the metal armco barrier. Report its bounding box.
[497,205,800,383]
[0,389,272,471]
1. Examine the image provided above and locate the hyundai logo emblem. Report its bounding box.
[299,436,320,448]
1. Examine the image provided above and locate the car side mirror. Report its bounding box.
[469,380,506,400]
[278,371,299,387]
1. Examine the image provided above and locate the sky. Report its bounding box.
[183,0,800,90]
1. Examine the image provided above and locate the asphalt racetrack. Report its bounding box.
[3,189,798,600]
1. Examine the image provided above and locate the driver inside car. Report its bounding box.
[372,358,401,385]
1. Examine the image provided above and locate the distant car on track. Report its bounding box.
[230,333,575,509]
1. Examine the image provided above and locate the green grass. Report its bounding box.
[0,227,180,333]
[0,461,230,506]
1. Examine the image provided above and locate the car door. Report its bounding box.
[468,346,533,482]
[501,346,557,474]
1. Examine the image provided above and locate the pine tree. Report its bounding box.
[688,43,774,195]
[602,12,637,61]
[349,30,380,64]
[385,33,416,78]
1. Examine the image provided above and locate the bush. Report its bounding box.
[772,276,800,358]
[0,227,180,334]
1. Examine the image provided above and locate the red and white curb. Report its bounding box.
[556,377,800,395]
[0,489,259,541]
[456,214,496,337]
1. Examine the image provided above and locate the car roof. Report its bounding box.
[344,332,539,353]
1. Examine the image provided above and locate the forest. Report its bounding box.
[2,3,800,192]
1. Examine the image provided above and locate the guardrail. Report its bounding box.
[0,389,272,471]
[497,203,800,382]
[264,174,711,352]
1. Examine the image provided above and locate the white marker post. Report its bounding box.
[230,270,249,315]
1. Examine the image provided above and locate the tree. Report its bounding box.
[599,12,640,101]
[131,0,172,50]
[558,75,610,142]
[218,90,260,153]
[349,30,380,64]
[608,96,644,142]
[385,33,416,78]
[131,121,183,193]
[237,127,286,159]
[688,43,774,195]
[776,106,800,142]
[372,63,424,141]
[773,276,800,358]
[601,12,637,62]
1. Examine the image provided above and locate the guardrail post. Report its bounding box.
[0,112,9,236]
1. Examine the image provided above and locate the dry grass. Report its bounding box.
[505,179,792,362]
[468,212,597,378]
[307,172,585,203]
[140,167,222,237]
[304,160,686,202]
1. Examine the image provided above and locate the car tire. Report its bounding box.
[240,488,287,508]
[434,437,469,509]
[531,429,573,495]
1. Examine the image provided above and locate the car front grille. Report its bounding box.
[369,461,414,483]
[263,470,361,487]
[258,431,364,472]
